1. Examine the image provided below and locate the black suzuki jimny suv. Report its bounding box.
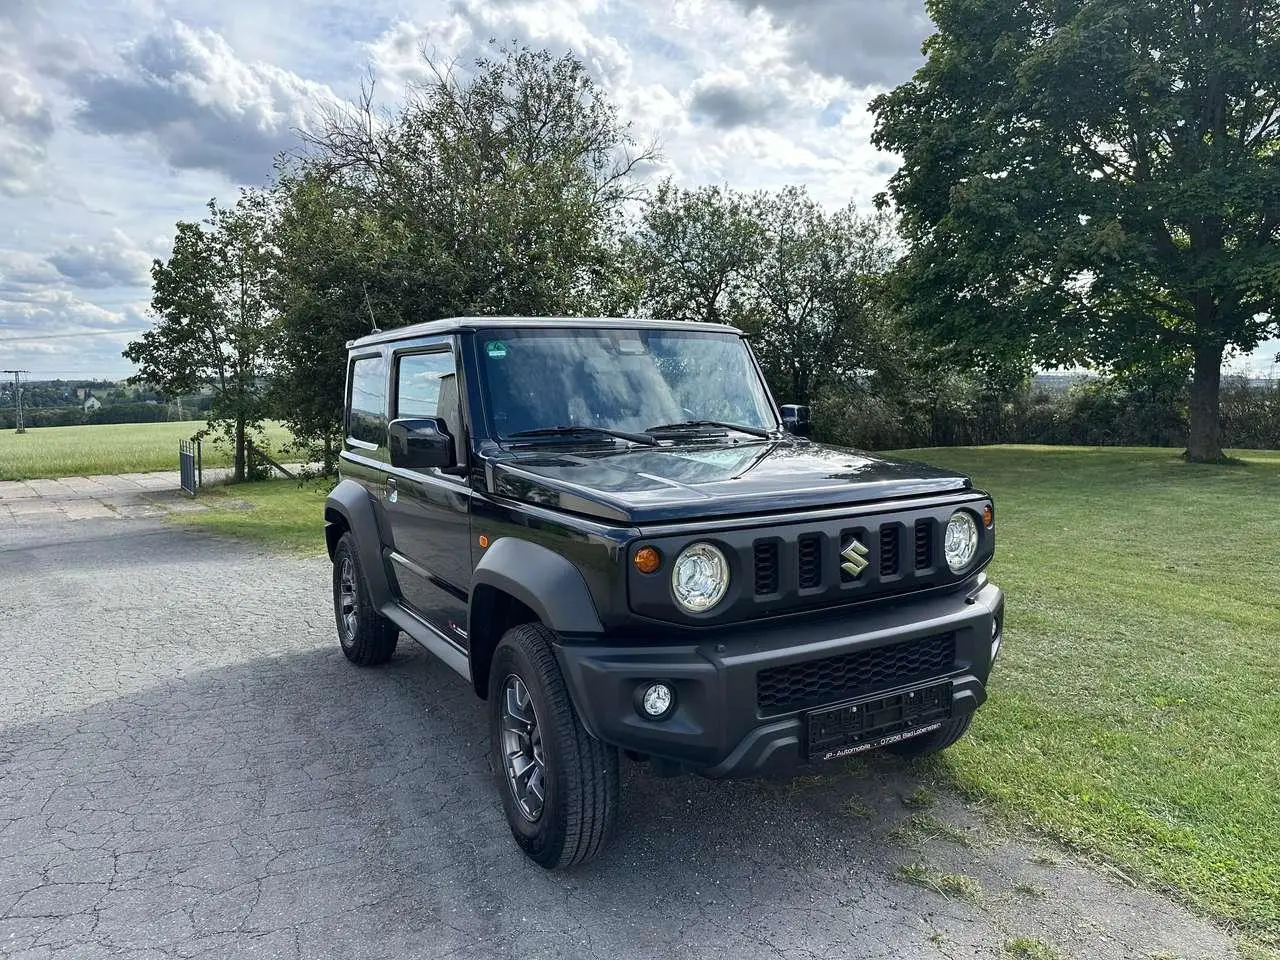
[324,317,1004,868]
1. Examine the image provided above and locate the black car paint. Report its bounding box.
[486,440,972,524]
[326,318,1004,777]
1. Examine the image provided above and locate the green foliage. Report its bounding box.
[815,370,1280,452]
[630,182,899,405]
[124,195,275,481]
[627,181,766,325]
[268,42,655,462]
[872,0,1280,461]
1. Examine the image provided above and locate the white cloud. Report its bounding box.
[65,20,344,184]
[0,60,55,196]
[48,230,154,289]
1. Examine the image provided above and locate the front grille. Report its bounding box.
[797,534,822,589]
[915,520,933,570]
[880,526,899,577]
[754,541,779,595]
[756,633,956,714]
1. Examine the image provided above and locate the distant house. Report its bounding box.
[83,393,101,413]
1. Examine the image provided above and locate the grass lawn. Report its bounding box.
[0,421,295,480]
[176,446,1280,944]
[894,445,1280,946]
[177,478,330,554]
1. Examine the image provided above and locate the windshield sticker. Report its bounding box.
[486,341,508,360]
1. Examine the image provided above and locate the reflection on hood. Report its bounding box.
[490,440,972,523]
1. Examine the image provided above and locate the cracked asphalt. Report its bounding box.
[1,516,1241,959]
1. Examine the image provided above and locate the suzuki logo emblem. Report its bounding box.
[841,536,870,578]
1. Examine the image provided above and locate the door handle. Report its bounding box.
[386,477,398,502]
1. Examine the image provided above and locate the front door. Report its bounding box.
[382,342,473,646]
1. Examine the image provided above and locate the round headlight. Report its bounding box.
[944,511,979,572]
[671,542,730,613]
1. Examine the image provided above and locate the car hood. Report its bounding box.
[486,440,973,524]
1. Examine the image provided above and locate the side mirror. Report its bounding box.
[389,417,455,471]
[780,404,811,437]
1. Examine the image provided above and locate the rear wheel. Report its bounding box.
[489,623,619,869]
[883,713,973,757]
[332,532,398,666]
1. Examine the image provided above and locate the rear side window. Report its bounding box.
[348,354,387,447]
[396,352,455,418]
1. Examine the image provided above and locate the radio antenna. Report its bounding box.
[362,283,382,334]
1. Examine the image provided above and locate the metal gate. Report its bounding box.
[179,439,201,496]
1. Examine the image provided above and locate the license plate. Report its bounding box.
[806,682,952,762]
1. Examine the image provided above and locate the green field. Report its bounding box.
[898,446,1280,945]
[181,445,1280,943]
[0,421,295,481]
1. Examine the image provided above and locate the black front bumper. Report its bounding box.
[553,578,1004,778]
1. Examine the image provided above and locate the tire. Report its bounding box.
[884,713,973,757]
[489,623,619,869]
[332,532,398,666]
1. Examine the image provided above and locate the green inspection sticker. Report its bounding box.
[486,341,508,359]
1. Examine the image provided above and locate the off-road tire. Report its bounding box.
[884,713,973,757]
[332,532,398,666]
[489,623,619,869]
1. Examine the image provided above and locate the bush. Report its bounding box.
[812,374,1277,452]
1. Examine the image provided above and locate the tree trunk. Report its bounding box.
[1186,339,1225,462]
[234,415,246,482]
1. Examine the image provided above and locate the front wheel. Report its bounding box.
[489,623,619,869]
[883,713,973,757]
[332,532,398,666]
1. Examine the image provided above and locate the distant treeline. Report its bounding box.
[0,397,212,430]
[817,375,1280,452]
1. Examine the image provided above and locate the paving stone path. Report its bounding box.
[0,470,232,524]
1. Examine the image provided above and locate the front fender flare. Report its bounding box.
[470,538,604,637]
[324,479,393,609]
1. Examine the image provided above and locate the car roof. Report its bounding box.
[346,316,743,349]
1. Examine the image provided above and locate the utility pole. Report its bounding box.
[2,370,28,433]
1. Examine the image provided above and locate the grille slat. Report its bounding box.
[880,526,899,577]
[756,633,956,714]
[914,520,933,570]
[754,541,779,595]
[797,534,822,589]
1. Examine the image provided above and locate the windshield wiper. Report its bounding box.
[508,426,659,447]
[644,419,773,439]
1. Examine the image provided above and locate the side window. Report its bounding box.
[396,351,455,419]
[347,354,388,447]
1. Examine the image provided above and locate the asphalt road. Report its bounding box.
[0,516,1239,959]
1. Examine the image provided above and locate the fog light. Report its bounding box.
[639,682,675,720]
[991,616,1003,661]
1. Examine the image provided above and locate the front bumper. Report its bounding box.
[554,578,1004,778]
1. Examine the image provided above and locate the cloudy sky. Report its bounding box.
[0,0,1275,381]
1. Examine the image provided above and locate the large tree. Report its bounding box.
[627,181,766,326]
[632,183,897,407]
[872,0,1280,461]
[268,43,655,458]
[125,195,274,481]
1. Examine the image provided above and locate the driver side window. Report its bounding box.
[396,350,461,443]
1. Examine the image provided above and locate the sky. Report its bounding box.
[0,0,1275,382]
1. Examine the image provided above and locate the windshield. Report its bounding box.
[475,327,777,441]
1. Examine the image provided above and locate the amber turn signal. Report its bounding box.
[478,534,491,548]
[633,546,662,574]
[982,504,994,528]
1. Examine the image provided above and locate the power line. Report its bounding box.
[0,329,149,343]
[1,369,29,433]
